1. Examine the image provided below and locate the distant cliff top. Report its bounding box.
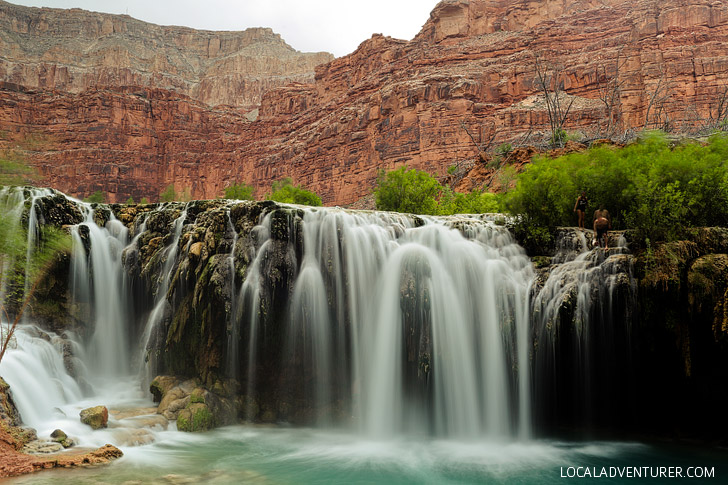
[0,0,334,108]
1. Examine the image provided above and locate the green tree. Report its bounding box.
[374,167,442,214]
[84,191,105,203]
[160,184,177,202]
[266,178,322,206]
[504,131,728,244]
[140,197,150,205]
[224,182,255,200]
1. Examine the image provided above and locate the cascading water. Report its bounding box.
[531,230,636,432]
[0,190,166,454]
[3,189,722,485]
[231,207,534,438]
[137,206,190,388]
[73,209,132,378]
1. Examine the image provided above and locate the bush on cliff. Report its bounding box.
[83,191,105,203]
[266,178,322,206]
[375,167,441,214]
[224,181,255,201]
[0,151,36,186]
[375,166,500,215]
[504,131,728,243]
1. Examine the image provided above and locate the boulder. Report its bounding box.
[50,428,75,448]
[150,376,179,403]
[79,405,109,429]
[176,403,215,432]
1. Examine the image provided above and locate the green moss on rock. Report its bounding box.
[177,403,215,432]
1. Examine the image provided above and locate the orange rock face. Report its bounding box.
[0,0,332,109]
[2,0,728,205]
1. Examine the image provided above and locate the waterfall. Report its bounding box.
[138,206,190,387]
[231,207,534,438]
[531,230,635,432]
[0,189,640,445]
[78,211,132,378]
[0,325,86,433]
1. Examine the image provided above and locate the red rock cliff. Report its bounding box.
[0,0,333,109]
[2,0,728,205]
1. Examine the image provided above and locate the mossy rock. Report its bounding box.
[531,256,552,269]
[177,403,215,432]
[189,388,206,404]
[79,405,108,429]
[149,376,179,403]
[50,428,75,448]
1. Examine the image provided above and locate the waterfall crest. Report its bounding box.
[0,190,640,443]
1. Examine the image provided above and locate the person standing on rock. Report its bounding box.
[593,207,611,249]
[573,191,588,229]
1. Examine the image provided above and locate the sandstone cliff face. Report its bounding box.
[2,0,728,205]
[0,0,333,109]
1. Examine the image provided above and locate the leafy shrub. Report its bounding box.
[438,187,500,215]
[504,131,728,243]
[84,191,105,203]
[224,182,255,200]
[160,184,177,202]
[496,143,513,157]
[375,166,501,215]
[266,178,322,206]
[375,167,441,214]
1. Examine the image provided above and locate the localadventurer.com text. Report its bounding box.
[560,466,715,479]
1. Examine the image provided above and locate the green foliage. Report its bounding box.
[266,178,322,206]
[375,167,442,214]
[375,166,501,215]
[0,198,71,363]
[0,152,36,186]
[160,184,177,202]
[438,186,500,215]
[224,181,255,200]
[496,143,513,157]
[140,197,150,205]
[447,164,458,175]
[504,131,728,243]
[125,196,135,205]
[84,191,105,204]
[551,129,567,147]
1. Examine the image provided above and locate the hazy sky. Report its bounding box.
[10,0,441,57]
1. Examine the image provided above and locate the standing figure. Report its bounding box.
[593,207,611,249]
[573,191,588,229]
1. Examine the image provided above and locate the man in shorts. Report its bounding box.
[593,208,611,249]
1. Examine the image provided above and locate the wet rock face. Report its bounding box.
[0,378,21,429]
[150,376,235,431]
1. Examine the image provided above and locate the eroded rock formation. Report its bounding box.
[0,0,332,109]
[2,0,728,205]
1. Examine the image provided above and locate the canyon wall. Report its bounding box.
[2,0,728,204]
[0,0,332,109]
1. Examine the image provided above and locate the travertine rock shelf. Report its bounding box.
[1,0,728,204]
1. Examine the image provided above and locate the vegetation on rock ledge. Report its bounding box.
[504,132,728,247]
[374,166,499,215]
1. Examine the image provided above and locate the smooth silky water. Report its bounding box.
[0,190,726,484]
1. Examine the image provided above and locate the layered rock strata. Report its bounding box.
[0,0,333,109]
[2,0,728,205]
